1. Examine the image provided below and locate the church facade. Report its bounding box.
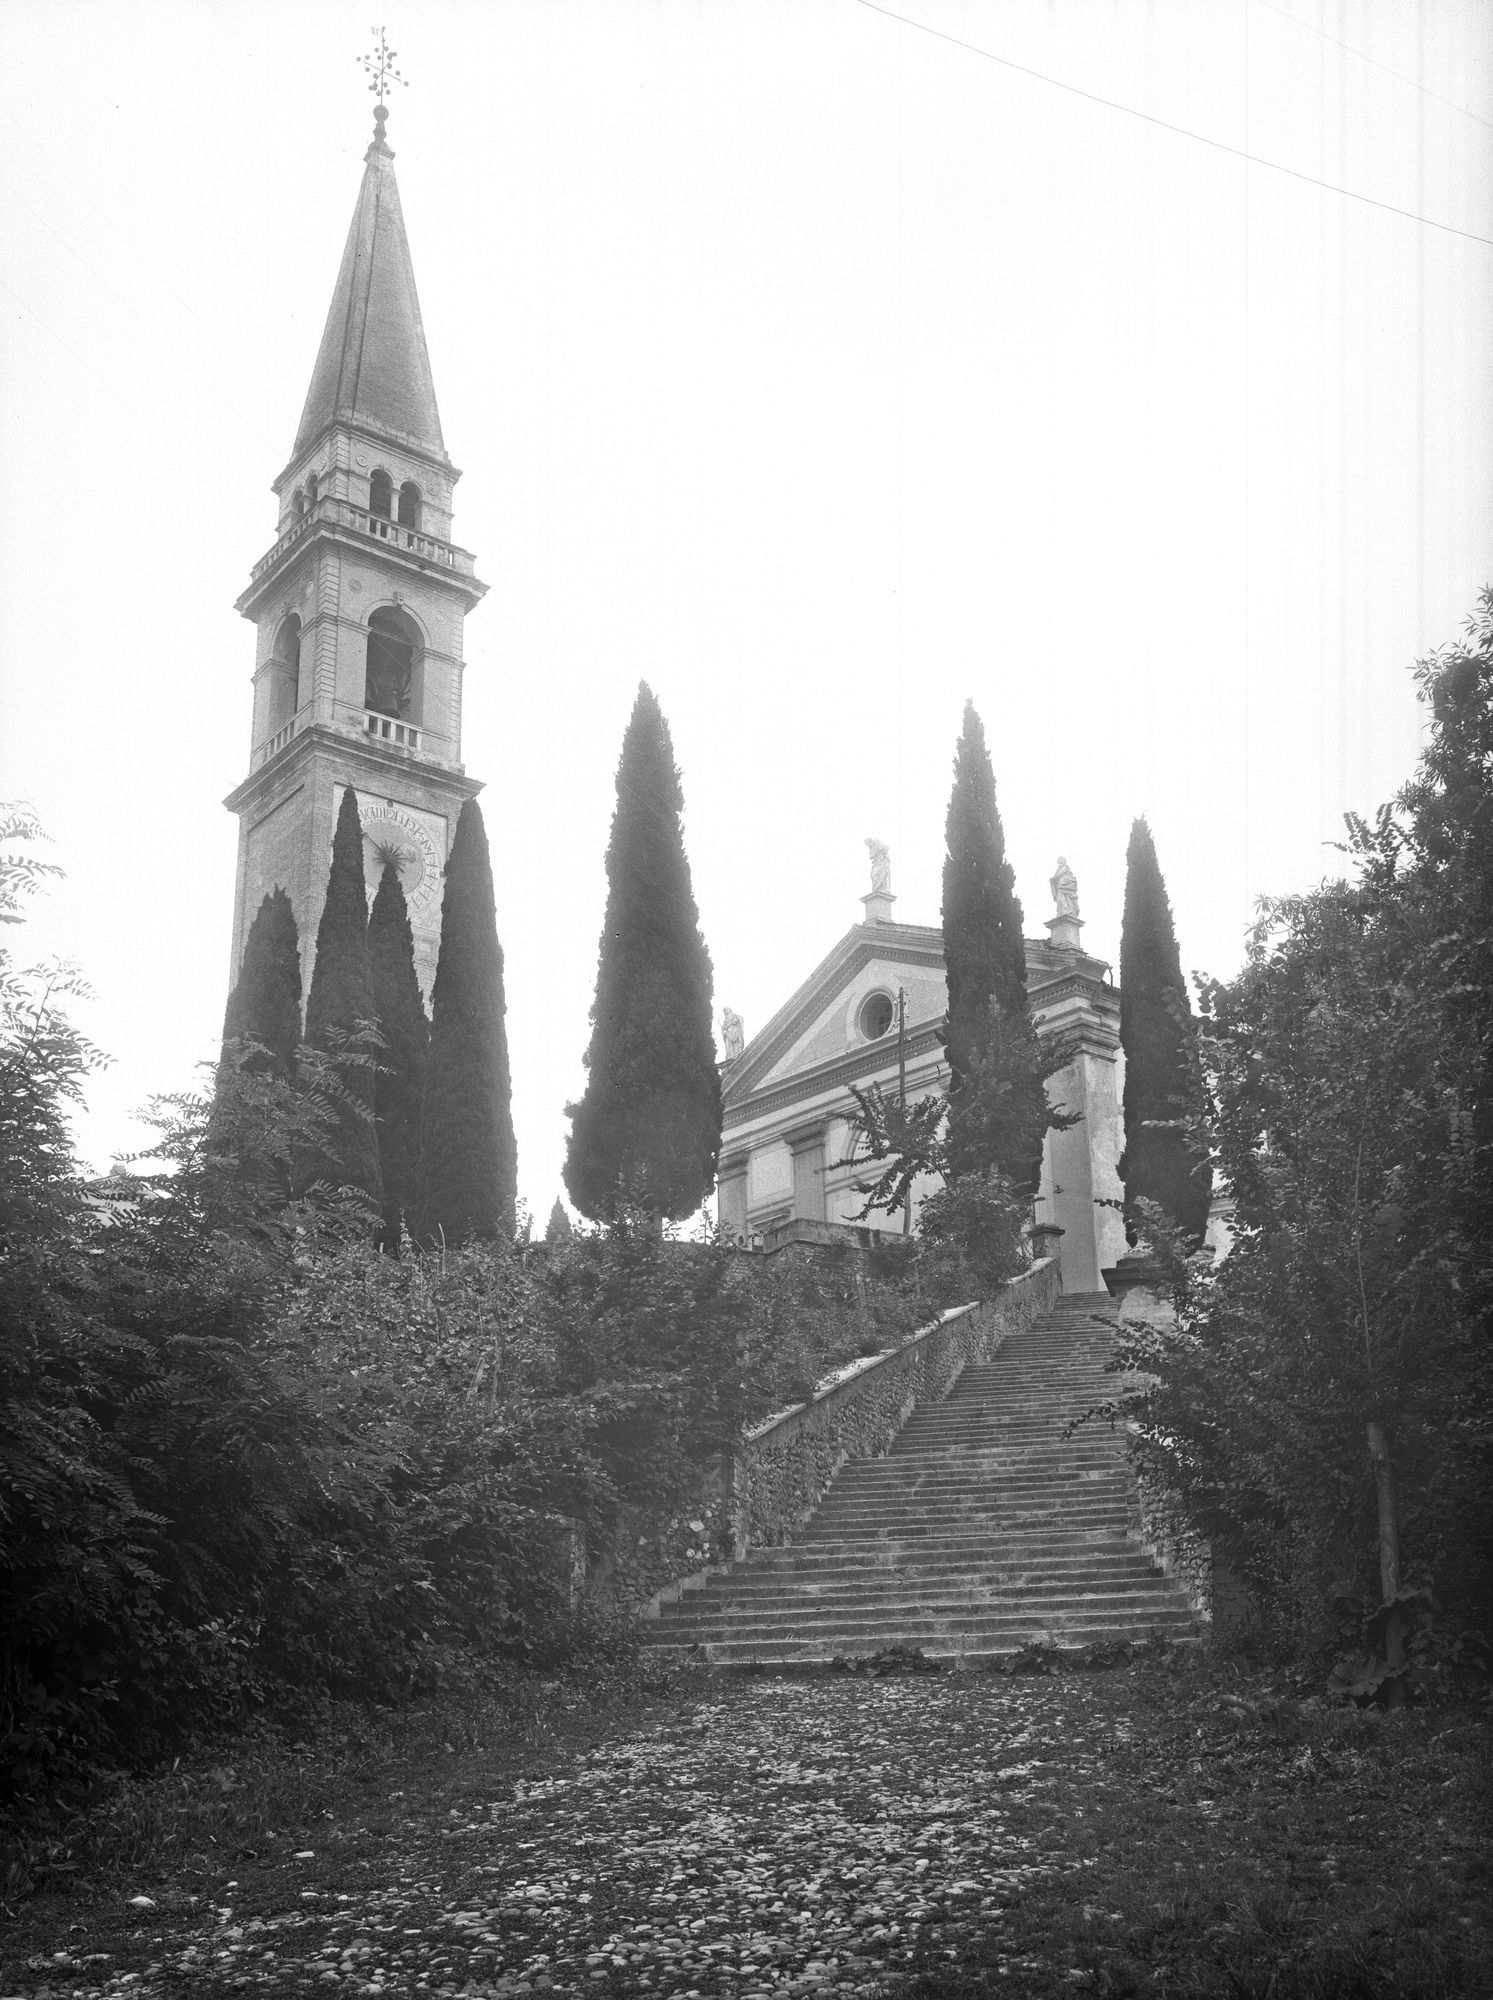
[224,101,485,1002]
[716,853,1128,1295]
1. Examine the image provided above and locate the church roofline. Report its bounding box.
[722,915,1119,1109]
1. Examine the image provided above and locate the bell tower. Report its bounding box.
[225,87,486,1001]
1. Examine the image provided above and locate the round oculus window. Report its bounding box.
[858,991,895,1041]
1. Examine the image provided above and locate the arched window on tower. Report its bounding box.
[369,469,393,519]
[305,471,318,507]
[397,481,421,530]
[292,488,307,519]
[365,607,420,723]
[267,612,301,733]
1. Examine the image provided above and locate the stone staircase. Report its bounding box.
[642,1293,1204,1665]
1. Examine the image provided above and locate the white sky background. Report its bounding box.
[2,0,1490,1221]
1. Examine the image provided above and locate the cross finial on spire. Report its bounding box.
[359,27,406,145]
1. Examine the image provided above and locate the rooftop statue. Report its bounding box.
[1050,855,1080,922]
[720,1008,745,1061]
[865,837,891,896]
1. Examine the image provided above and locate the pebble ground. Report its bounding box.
[5,1662,1489,1999]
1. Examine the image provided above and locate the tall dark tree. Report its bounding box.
[300,788,382,1204]
[940,701,1046,1192]
[1117,817,1211,1245]
[367,859,429,1254]
[544,1197,573,1246]
[413,798,517,1246]
[221,888,302,1075]
[564,683,721,1222]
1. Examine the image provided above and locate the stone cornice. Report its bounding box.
[223,723,483,818]
[724,1023,947,1130]
[1030,973,1120,1020]
[725,921,945,1102]
[236,509,486,623]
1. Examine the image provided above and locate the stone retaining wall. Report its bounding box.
[1114,1286,1213,1621]
[1130,1464,1213,1619]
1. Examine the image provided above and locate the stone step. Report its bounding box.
[886,1437,1113,1456]
[664,1560,1160,1608]
[652,1594,1197,1630]
[657,1575,1179,1618]
[822,1461,1131,1485]
[784,1520,1136,1552]
[644,1592,1192,1640]
[820,1461,1122,1491]
[641,1610,1199,1661]
[805,1503,1134,1531]
[831,1462,1128,1487]
[740,1537,1152,1576]
[653,1606,1196,1647]
[800,1502,1134,1532]
[897,1417,1110,1432]
[720,1545,1160,1580]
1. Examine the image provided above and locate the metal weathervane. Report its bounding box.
[359,26,407,120]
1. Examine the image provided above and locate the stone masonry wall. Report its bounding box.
[1130,1462,1213,1619]
[1115,1287,1213,1620]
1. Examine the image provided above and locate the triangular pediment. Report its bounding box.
[724,922,947,1109]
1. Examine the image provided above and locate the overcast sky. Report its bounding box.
[3,0,1490,1221]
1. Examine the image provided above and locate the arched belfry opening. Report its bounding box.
[397,481,421,529]
[364,606,421,722]
[268,612,301,732]
[369,469,393,519]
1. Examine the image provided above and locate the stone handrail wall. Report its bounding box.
[1130,1462,1212,1619]
[637,1258,1061,1617]
[1113,1289,1213,1620]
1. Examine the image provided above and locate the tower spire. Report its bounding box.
[291,39,443,465]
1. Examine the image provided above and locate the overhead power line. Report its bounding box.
[851,0,1493,250]
[1250,0,1493,133]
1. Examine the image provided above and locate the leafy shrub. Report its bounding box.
[1107,599,1493,1676]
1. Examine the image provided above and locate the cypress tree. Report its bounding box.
[368,858,429,1254]
[413,798,517,1246]
[564,683,721,1222]
[222,887,302,1075]
[544,1197,573,1246]
[1117,817,1212,1245]
[940,701,1045,1193]
[301,787,382,1203]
